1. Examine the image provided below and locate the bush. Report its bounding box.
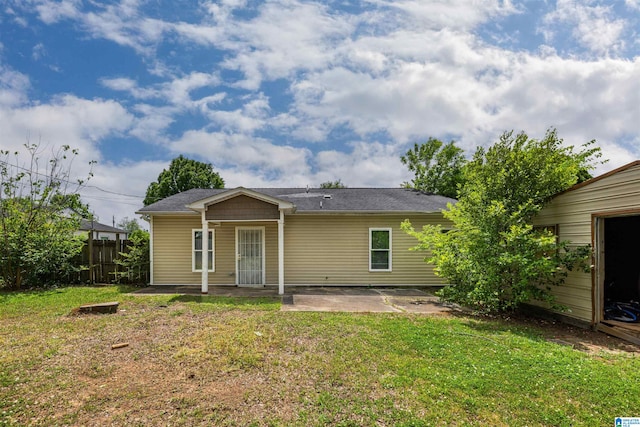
[0,144,93,290]
[403,129,601,313]
[114,229,150,285]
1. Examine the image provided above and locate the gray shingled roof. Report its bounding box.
[79,219,128,233]
[137,188,455,214]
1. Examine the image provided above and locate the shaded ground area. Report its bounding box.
[501,314,640,354]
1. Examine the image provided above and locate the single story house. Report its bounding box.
[136,187,455,294]
[78,219,128,241]
[534,160,640,343]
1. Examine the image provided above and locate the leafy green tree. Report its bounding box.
[0,144,94,290]
[401,138,466,199]
[114,229,150,284]
[320,179,346,189]
[143,155,224,205]
[402,129,603,313]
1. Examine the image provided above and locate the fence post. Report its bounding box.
[88,229,94,284]
[115,232,120,282]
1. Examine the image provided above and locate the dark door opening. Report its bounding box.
[603,215,640,303]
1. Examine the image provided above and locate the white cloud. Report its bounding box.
[594,140,639,173]
[626,0,640,11]
[486,55,640,152]
[80,159,162,224]
[222,1,354,89]
[285,27,510,144]
[101,77,138,92]
[0,95,134,176]
[171,21,226,47]
[0,66,30,107]
[377,0,519,30]
[102,72,222,108]
[172,130,311,179]
[314,141,410,187]
[164,72,221,106]
[128,103,175,143]
[0,87,139,222]
[276,12,640,161]
[31,43,46,60]
[100,72,227,144]
[169,0,356,89]
[28,0,168,55]
[206,94,270,133]
[169,130,410,190]
[34,0,80,24]
[5,0,640,217]
[541,0,627,56]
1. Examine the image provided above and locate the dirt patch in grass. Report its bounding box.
[14,306,304,426]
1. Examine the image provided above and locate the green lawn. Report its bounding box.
[1,286,638,426]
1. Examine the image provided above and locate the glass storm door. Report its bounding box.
[236,227,265,286]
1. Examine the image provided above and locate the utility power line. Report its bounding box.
[0,158,144,199]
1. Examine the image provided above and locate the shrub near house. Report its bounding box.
[402,129,601,313]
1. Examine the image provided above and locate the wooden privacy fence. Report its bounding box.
[78,238,149,284]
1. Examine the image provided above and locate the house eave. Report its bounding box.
[290,210,446,215]
[135,210,199,216]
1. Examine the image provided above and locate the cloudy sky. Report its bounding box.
[1,0,639,226]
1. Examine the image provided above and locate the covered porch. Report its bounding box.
[185,188,294,295]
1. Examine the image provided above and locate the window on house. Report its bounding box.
[369,228,392,271]
[193,229,214,272]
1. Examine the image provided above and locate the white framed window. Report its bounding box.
[193,229,214,272]
[369,228,392,272]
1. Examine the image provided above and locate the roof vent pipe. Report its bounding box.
[320,200,323,209]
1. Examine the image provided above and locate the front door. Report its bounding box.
[236,227,265,286]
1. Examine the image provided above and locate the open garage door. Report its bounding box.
[597,214,640,343]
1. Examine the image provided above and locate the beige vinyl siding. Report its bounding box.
[283,214,449,286]
[534,163,640,323]
[153,216,278,285]
[153,216,201,284]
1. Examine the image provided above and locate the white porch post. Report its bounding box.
[201,217,209,294]
[278,210,285,295]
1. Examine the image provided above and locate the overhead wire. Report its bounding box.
[0,158,145,201]
[80,195,144,207]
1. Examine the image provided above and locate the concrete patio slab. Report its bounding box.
[131,285,454,314]
[280,294,403,312]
